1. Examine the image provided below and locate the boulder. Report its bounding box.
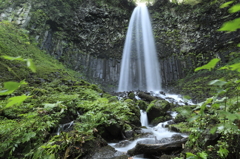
[138,92,158,102]
[84,145,128,159]
[147,100,172,124]
[127,137,188,156]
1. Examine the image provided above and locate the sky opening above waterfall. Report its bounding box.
[136,2,146,6]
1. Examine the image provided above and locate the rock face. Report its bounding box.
[0,0,239,91]
[150,0,240,88]
[0,0,134,91]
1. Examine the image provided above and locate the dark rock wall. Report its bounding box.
[150,0,240,90]
[0,0,135,91]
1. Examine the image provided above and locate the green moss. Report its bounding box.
[136,100,148,110]
[128,92,135,99]
[0,20,140,158]
[146,100,171,112]
[169,122,191,133]
[151,115,171,125]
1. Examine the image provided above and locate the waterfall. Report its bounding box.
[118,5,162,92]
[140,110,149,127]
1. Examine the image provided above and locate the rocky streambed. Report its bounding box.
[87,91,193,159]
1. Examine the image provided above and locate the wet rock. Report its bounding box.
[147,100,172,124]
[138,92,158,102]
[114,140,131,148]
[156,134,184,144]
[151,114,172,126]
[104,124,123,141]
[85,145,128,159]
[173,114,187,123]
[127,137,188,156]
[124,130,133,139]
[137,100,148,110]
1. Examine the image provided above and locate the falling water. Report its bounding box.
[140,110,148,127]
[118,4,161,92]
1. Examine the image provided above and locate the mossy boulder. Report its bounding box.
[124,99,141,126]
[151,114,172,126]
[137,100,148,110]
[146,100,172,125]
[128,92,135,99]
[168,122,191,133]
[173,113,187,123]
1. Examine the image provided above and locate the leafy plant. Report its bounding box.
[177,1,240,158]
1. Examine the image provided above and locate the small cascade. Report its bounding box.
[57,121,74,135]
[109,109,187,159]
[140,110,148,127]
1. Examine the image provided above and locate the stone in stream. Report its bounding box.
[85,145,128,159]
[127,136,188,157]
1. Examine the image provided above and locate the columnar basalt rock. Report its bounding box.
[0,0,239,92]
[150,0,240,89]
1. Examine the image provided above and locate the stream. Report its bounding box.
[109,92,191,159]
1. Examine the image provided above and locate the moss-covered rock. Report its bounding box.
[146,99,172,124]
[151,114,172,126]
[137,100,148,110]
[169,122,191,133]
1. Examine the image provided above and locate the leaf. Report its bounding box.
[215,97,228,103]
[186,152,198,159]
[229,3,240,13]
[195,58,220,72]
[1,56,36,72]
[228,63,240,72]
[6,95,31,108]
[198,151,208,159]
[26,59,36,72]
[1,55,24,61]
[43,103,57,109]
[209,79,227,87]
[210,126,218,134]
[0,82,21,95]
[179,107,192,117]
[188,115,200,123]
[220,1,234,8]
[48,154,56,159]
[238,43,240,47]
[218,18,240,32]
[0,80,28,96]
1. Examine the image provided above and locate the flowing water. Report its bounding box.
[118,4,161,92]
[109,109,187,159]
[115,4,191,158]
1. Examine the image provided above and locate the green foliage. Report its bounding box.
[0,18,139,159]
[218,2,240,32]
[194,58,220,72]
[0,81,27,95]
[1,55,36,72]
[178,2,240,158]
[220,1,234,8]
[218,17,240,32]
[186,152,208,159]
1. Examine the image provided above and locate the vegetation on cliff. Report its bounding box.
[171,1,240,158]
[0,21,140,158]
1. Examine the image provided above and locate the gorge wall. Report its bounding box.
[150,0,240,90]
[0,0,239,92]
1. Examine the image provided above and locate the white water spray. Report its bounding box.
[140,110,148,127]
[118,5,161,92]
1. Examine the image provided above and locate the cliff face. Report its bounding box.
[0,0,134,90]
[0,0,239,91]
[150,0,240,89]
